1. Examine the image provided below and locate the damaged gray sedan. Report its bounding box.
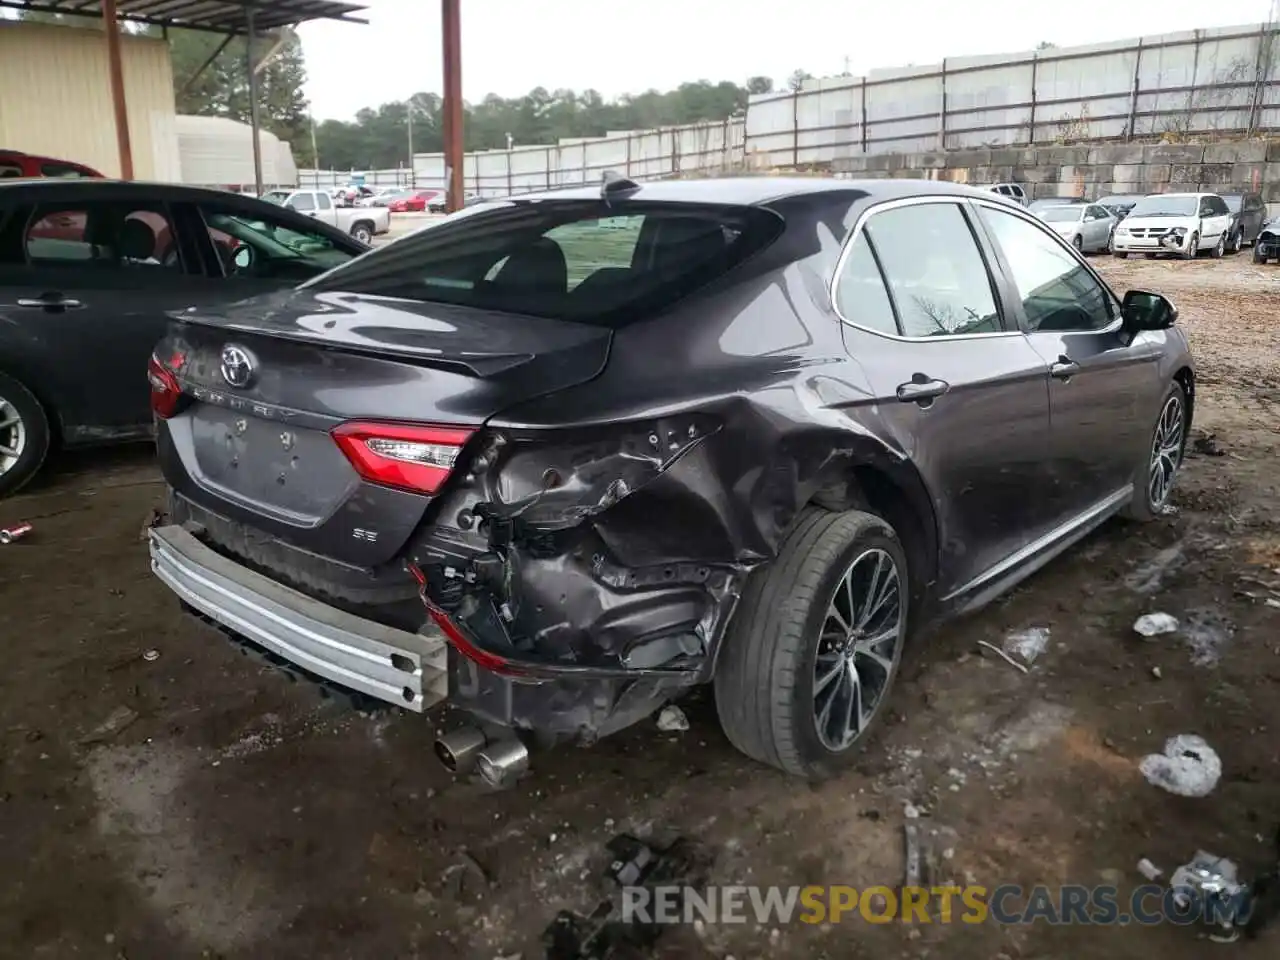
[148,177,1194,779]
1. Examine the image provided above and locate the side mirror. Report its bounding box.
[1122,290,1177,333]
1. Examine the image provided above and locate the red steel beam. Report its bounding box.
[101,0,135,179]
[441,0,464,212]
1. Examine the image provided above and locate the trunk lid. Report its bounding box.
[157,288,610,567]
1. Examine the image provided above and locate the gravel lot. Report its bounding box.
[0,253,1278,960]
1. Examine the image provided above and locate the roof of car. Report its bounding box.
[0,178,264,203]
[504,176,1017,207]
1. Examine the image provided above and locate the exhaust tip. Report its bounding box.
[476,738,529,789]
[434,726,487,773]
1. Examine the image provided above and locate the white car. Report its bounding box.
[1111,192,1233,260]
[1035,202,1116,253]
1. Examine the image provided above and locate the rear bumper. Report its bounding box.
[149,524,446,711]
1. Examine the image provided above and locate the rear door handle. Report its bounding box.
[1050,356,1081,380]
[896,376,950,404]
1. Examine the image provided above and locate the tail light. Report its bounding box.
[147,353,182,419]
[332,421,474,495]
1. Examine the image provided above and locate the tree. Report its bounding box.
[746,76,775,95]
[1036,41,1057,50]
[787,69,814,92]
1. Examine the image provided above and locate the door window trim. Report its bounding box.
[965,196,1124,336]
[829,194,1018,342]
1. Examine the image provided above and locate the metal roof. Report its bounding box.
[0,0,368,33]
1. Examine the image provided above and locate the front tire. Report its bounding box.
[1125,381,1188,522]
[1072,235,1083,253]
[1182,232,1199,260]
[0,372,51,498]
[715,509,908,779]
[1254,245,1268,264]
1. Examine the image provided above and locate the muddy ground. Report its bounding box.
[1,255,1278,960]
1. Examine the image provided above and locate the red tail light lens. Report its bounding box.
[148,353,182,419]
[332,422,474,495]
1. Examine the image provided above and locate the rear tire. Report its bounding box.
[0,372,51,499]
[1210,232,1226,259]
[1113,251,1128,259]
[350,221,374,244]
[1125,380,1188,522]
[1228,229,1243,254]
[714,508,909,779]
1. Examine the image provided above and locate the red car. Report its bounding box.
[0,149,103,180]
[387,189,440,213]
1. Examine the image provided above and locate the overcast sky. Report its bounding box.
[297,0,1273,120]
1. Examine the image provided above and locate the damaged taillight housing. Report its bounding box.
[148,352,183,419]
[332,421,475,495]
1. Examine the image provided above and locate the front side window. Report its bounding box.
[201,204,354,280]
[977,206,1113,333]
[1208,197,1230,217]
[860,202,1002,338]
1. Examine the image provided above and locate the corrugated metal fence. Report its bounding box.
[300,21,1280,195]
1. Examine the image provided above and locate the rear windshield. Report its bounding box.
[1039,207,1081,223]
[304,199,782,326]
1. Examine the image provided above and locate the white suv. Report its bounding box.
[1111,192,1233,259]
[985,182,1028,206]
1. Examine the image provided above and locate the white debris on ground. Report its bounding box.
[1137,858,1163,881]
[1003,626,1051,665]
[656,705,689,732]
[1134,612,1180,638]
[1180,607,1234,667]
[1139,734,1222,798]
[1124,544,1186,595]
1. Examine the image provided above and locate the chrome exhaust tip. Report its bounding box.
[434,726,487,773]
[475,738,529,789]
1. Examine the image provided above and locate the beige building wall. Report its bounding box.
[0,20,182,180]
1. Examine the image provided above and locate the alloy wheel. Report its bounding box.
[812,548,904,751]
[0,395,26,478]
[1148,393,1185,509]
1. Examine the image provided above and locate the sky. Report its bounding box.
[297,0,1274,121]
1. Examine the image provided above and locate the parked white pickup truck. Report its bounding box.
[260,188,391,244]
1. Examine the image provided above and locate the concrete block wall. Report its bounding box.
[832,140,1280,203]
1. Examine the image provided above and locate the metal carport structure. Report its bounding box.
[0,0,468,209]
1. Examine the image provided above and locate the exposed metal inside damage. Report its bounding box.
[406,400,887,742]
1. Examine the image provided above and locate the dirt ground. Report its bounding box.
[1,254,1279,960]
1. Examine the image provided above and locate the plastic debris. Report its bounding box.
[1169,851,1247,941]
[142,649,161,663]
[1139,734,1222,797]
[1134,612,1180,638]
[1181,607,1234,667]
[0,522,32,544]
[655,705,689,732]
[1137,858,1163,881]
[976,640,1029,674]
[1003,626,1051,665]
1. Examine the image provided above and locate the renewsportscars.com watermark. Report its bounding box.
[622,884,1255,926]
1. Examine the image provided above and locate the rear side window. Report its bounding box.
[306,200,783,328]
[852,202,1002,338]
[290,193,317,212]
[39,162,92,178]
[833,235,897,335]
[0,161,23,179]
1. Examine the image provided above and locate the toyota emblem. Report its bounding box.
[219,344,255,388]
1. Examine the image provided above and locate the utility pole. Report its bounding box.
[246,11,263,195]
[441,0,464,212]
[309,114,320,169]
[407,101,415,188]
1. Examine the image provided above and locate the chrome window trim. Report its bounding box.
[829,194,1022,343]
